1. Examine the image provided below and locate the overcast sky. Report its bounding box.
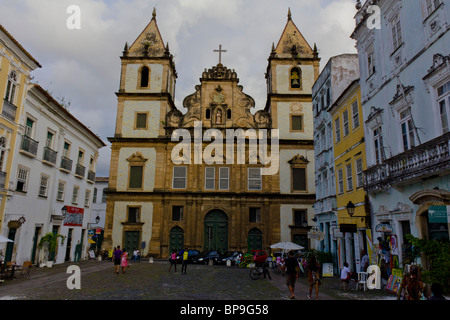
[0,0,358,177]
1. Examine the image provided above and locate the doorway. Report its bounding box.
[247,228,262,251]
[204,210,228,252]
[4,228,16,263]
[169,227,184,253]
[124,231,140,252]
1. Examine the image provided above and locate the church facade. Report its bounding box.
[103,9,320,258]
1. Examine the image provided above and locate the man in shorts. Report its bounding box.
[285,251,299,299]
[113,246,122,274]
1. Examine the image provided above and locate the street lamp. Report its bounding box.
[88,216,101,229]
[346,201,355,217]
[61,206,67,218]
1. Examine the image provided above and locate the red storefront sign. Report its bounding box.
[63,206,84,227]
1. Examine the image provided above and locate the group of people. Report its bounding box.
[111,246,141,274]
[282,251,321,300]
[168,248,189,274]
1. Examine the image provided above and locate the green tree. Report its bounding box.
[38,232,66,262]
[405,234,450,294]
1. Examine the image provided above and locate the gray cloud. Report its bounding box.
[0,0,357,177]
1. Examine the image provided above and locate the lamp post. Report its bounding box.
[88,216,100,229]
[346,201,355,217]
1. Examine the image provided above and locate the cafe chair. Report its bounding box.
[18,261,34,278]
[357,272,368,291]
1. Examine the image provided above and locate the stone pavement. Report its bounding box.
[0,259,396,300]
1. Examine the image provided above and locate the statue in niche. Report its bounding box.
[215,109,223,124]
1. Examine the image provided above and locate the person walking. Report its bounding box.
[307,254,321,300]
[113,246,122,274]
[285,251,299,299]
[74,241,82,262]
[121,248,128,274]
[340,262,351,291]
[181,248,189,274]
[169,250,177,273]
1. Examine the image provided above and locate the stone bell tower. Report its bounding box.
[265,8,320,141]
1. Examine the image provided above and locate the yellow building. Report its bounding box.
[329,79,369,271]
[0,25,41,233]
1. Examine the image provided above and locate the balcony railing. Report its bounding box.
[20,135,39,156]
[87,170,96,182]
[75,164,86,178]
[2,99,17,122]
[0,171,6,189]
[60,156,73,172]
[365,132,450,193]
[43,147,57,165]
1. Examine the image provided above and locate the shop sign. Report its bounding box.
[339,223,357,233]
[375,223,393,233]
[63,206,84,227]
[428,206,449,223]
[322,263,334,277]
[332,227,343,239]
[308,229,325,241]
[88,229,95,236]
[95,228,102,234]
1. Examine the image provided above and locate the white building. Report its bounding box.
[312,54,359,271]
[352,0,450,268]
[89,177,108,252]
[2,84,106,265]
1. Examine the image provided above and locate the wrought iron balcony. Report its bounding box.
[2,99,17,122]
[20,135,39,156]
[365,132,450,193]
[75,163,86,178]
[0,171,6,189]
[87,170,96,182]
[43,146,57,165]
[60,156,73,172]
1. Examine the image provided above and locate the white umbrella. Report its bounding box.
[0,235,13,243]
[270,241,304,251]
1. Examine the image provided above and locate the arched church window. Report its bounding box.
[140,66,150,88]
[290,67,301,89]
[206,109,211,119]
[227,109,231,120]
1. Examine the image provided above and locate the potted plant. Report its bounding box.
[38,232,65,267]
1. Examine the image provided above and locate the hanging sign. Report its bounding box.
[308,229,325,241]
[375,223,393,233]
[63,206,84,227]
[428,206,448,223]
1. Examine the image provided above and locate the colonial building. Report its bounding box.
[2,84,106,265]
[89,177,109,252]
[0,24,41,253]
[104,9,319,257]
[328,79,368,273]
[352,0,450,268]
[312,54,359,273]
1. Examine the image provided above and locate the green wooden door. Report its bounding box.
[204,210,228,252]
[169,227,184,253]
[247,228,262,251]
[124,231,140,252]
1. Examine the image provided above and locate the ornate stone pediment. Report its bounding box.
[288,154,309,165]
[391,202,412,213]
[126,152,147,163]
[166,64,271,130]
[201,64,238,81]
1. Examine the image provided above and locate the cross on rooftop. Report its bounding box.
[213,44,227,64]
